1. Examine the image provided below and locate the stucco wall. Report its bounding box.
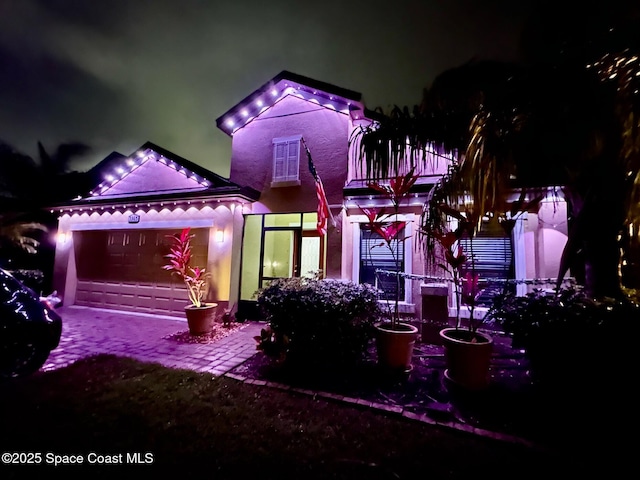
[229,95,349,278]
[229,95,349,211]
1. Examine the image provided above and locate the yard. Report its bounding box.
[0,354,629,479]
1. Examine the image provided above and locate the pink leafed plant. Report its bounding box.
[360,169,419,329]
[162,227,209,308]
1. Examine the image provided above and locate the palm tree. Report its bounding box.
[351,4,640,300]
[0,141,92,258]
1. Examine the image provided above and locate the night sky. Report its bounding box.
[0,0,534,176]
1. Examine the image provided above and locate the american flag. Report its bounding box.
[303,138,332,235]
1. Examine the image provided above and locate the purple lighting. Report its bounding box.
[216,72,366,137]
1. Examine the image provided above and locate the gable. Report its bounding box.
[87,143,226,199]
[216,70,365,136]
[91,152,208,198]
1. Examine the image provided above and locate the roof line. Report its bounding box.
[215,70,363,134]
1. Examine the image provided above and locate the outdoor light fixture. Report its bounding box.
[215,229,224,243]
[56,231,70,244]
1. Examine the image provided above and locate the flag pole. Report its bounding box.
[301,137,337,228]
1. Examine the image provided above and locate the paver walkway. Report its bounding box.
[44,305,263,376]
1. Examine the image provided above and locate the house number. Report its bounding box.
[128,214,140,224]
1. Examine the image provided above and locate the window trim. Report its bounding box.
[271,135,302,187]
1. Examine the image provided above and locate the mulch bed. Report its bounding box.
[163,322,245,344]
[229,329,612,448]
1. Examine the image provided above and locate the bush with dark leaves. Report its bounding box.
[254,277,383,370]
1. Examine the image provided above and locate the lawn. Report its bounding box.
[0,354,625,479]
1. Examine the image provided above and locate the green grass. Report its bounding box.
[0,354,621,479]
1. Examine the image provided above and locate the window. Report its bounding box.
[239,212,325,301]
[360,227,405,301]
[272,135,302,186]
[458,230,515,307]
[354,219,412,307]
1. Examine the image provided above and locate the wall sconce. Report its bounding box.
[215,229,225,243]
[56,231,70,244]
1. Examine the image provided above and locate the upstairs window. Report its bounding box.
[272,135,302,187]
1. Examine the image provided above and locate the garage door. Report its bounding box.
[73,228,209,316]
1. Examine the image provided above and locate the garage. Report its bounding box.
[73,228,209,316]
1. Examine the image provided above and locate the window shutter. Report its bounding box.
[272,136,301,183]
[458,236,512,280]
[459,233,514,305]
[286,141,299,179]
[273,143,286,180]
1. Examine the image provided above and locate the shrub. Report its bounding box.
[486,286,640,390]
[254,277,382,369]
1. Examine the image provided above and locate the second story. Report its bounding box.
[216,71,453,215]
[217,71,365,214]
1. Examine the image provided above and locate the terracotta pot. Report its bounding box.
[184,303,218,335]
[439,327,493,390]
[375,322,418,373]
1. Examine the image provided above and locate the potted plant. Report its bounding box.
[162,227,217,335]
[422,202,494,390]
[361,169,419,373]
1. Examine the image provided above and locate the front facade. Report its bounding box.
[52,71,570,322]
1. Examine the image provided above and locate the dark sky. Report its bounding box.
[0,0,534,176]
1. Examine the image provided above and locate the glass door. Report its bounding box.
[261,228,301,288]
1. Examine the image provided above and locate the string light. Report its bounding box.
[375,269,577,287]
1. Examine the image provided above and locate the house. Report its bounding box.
[51,70,570,323]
